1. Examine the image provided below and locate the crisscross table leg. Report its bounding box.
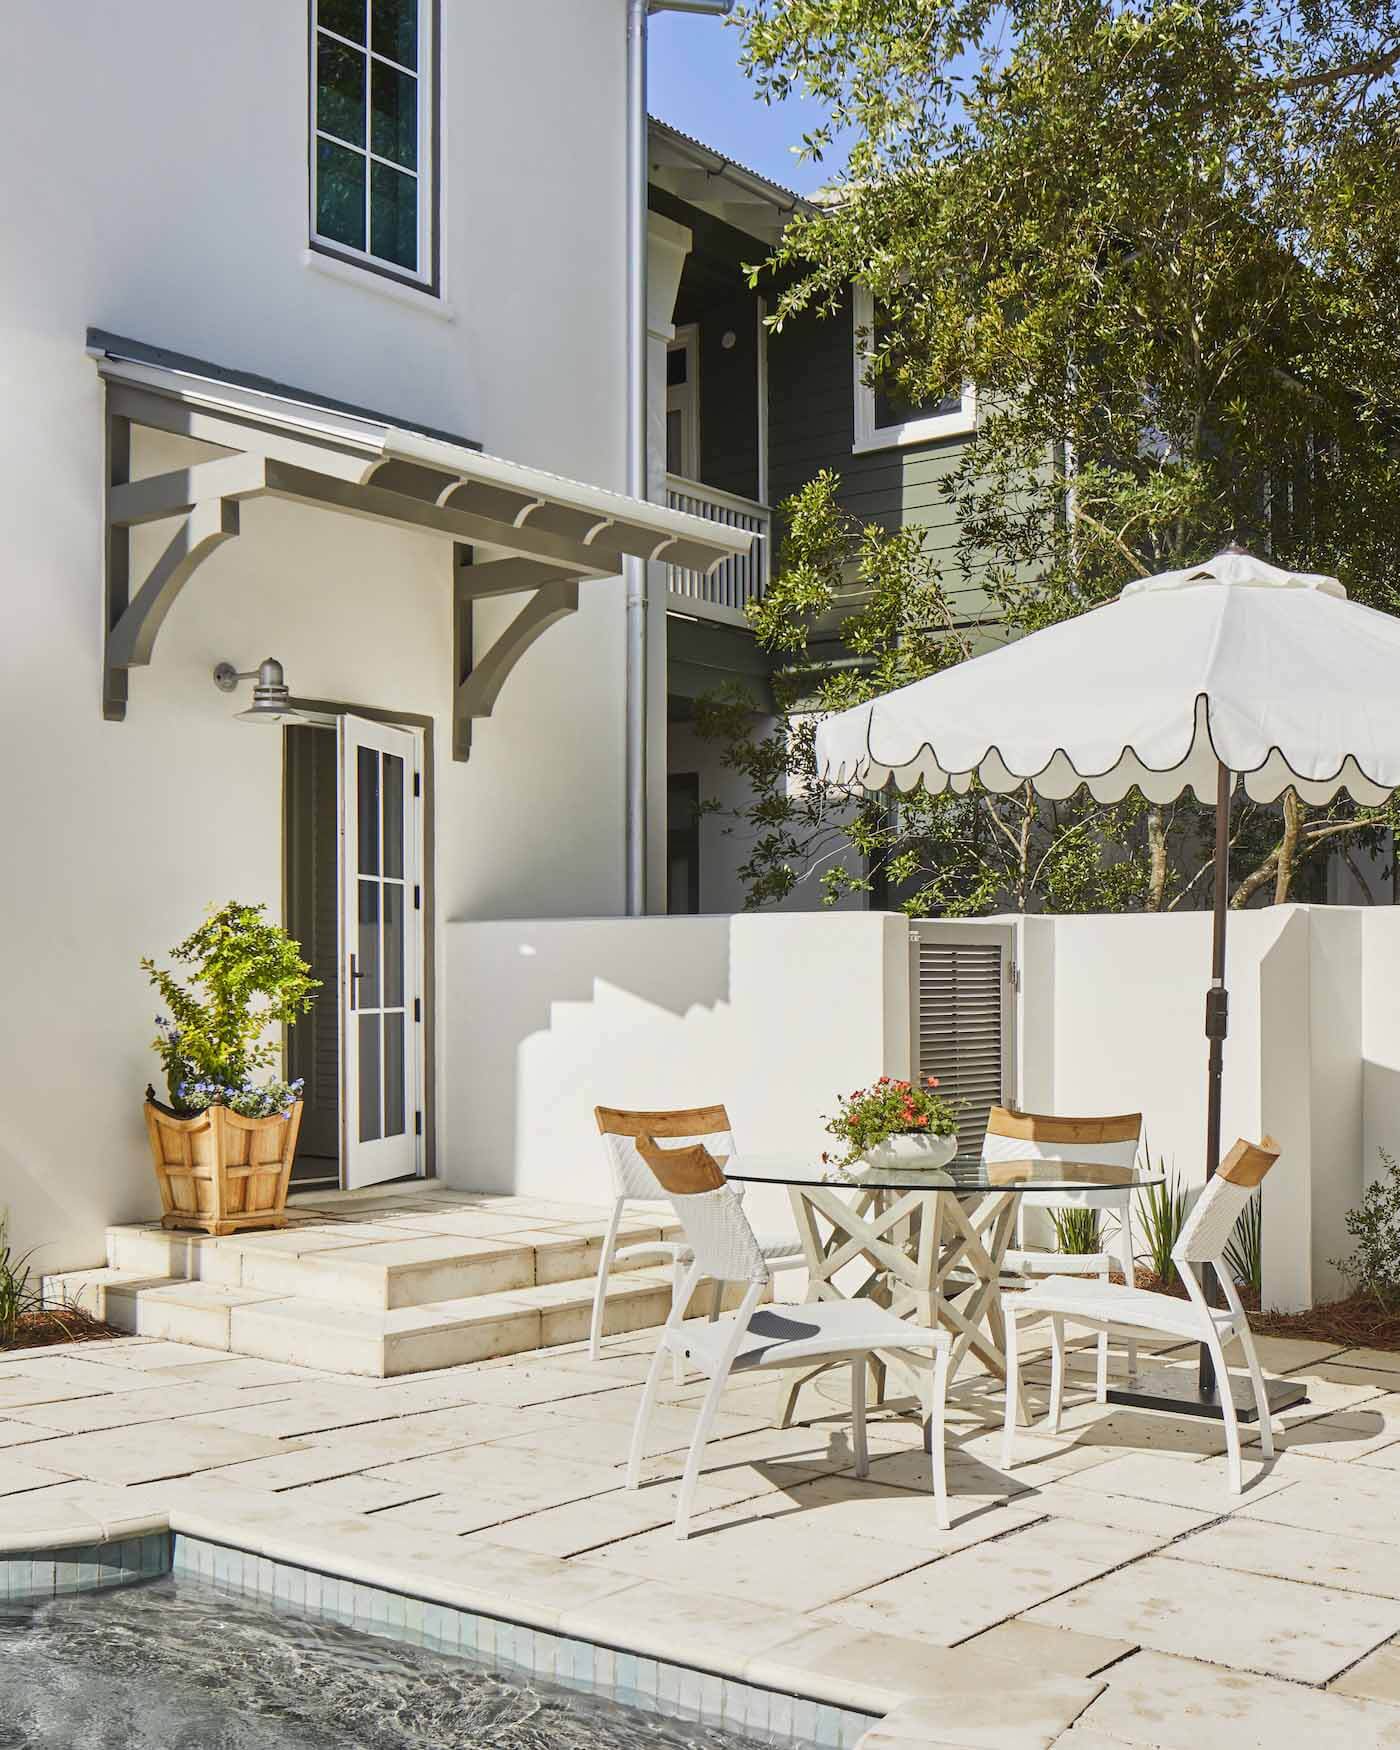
[774,1184,1024,1435]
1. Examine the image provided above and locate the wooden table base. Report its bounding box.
[776,1184,1024,1434]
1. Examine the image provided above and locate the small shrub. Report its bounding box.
[1137,1169,1190,1289]
[1223,1192,1263,1293]
[1050,1207,1102,1254]
[1332,1148,1400,1310]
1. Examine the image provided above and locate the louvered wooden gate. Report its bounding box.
[910,924,1016,1155]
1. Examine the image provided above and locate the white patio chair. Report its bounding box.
[626,1137,953,1538]
[590,1105,805,1370]
[983,1107,1143,1394]
[1001,1135,1279,1494]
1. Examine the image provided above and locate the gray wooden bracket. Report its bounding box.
[455,574,580,733]
[99,406,619,742]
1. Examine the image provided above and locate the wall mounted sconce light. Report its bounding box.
[212,657,302,724]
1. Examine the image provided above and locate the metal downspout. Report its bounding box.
[624,0,733,918]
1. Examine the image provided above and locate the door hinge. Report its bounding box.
[413,771,421,798]
[414,884,422,910]
[414,1110,423,1136]
[1008,959,1022,993]
[413,997,422,1022]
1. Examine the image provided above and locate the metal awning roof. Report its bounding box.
[91,333,754,758]
[648,117,811,245]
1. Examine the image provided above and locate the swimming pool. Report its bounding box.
[0,1574,770,1749]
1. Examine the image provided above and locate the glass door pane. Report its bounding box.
[340,719,421,1187]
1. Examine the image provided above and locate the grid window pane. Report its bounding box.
[370,161,417,271]
[358,1014,382,1142]
[317,34,366,145]
[372,0,418,69]
[357,747,380,874]
[383,882,404,1009]
[382,755,404,879]
[371,60,417,168]
[357,880,381,1008]
[316,139,366,250]
[320,0,367,43]
[384,1012,406,1138]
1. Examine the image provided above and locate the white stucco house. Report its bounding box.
[0,0,760,1265]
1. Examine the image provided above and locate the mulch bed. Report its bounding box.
[0,1308,121,1353]
[1252,1292,1400,1352]
[1109,1261,1400,1351]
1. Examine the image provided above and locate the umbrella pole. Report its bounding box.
[1198,761,1233,1397]
[1108,761,1307,1422]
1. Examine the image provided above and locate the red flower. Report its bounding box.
[915,1114,929,1127]
[927,1077,940,1088]
[877,1076,890,1085]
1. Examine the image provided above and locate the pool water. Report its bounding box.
[0,1576,769,1749]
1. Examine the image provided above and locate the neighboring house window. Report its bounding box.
[852,287,975,452]
[311,0,436,289]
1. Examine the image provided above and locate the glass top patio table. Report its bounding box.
[724,1152,1165,1194]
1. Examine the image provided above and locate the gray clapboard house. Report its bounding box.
[650,119,990,912]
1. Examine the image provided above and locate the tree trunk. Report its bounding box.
[1273,790,1303,904]
[1145,806,1169,911]
[1019,783,1034,910]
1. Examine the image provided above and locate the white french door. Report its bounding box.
[339,715,425,1188]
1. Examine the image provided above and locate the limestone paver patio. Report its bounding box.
[4,1321,1400,1745]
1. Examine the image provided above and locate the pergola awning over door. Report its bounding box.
[92,332,755,758]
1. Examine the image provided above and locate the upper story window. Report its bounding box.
[852,287,975,452]
[311,0,437,290]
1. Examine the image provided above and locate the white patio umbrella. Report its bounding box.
[815,547,1400,1416]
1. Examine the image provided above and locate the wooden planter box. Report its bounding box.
[143,1095,304,1236]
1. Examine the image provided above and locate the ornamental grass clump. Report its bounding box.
[1137,1167,1190,1290]
[823,1075,960,1168]
[143,902,318,1118]
[0,1212,38,1345]
[1050,1207,1103,1255]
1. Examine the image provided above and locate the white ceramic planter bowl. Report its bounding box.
[865,1132,958,1172]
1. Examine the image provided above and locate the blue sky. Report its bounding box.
[649,10,848,195]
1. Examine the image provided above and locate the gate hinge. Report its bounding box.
[413,997,422,1022]
[414,884,422,910]
[413,771,421,799]
[1008,959,1022,993]
[414,1110,423,1136]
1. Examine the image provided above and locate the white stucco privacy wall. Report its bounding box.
[444,913,911,1245]
[446,905,1397,1316]
[1015,906,1386,1311]
[0,1,635,1266]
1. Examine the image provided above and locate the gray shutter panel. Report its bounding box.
[914,938,1005,1154]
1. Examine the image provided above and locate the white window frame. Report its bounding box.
[666,325,701,482]
[309,0,438,293]
[852,286,975,453]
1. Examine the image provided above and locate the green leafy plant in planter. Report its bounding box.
[143,902,318,1117]
[823,1076,961,1169]
[1332,1148,1400,1310]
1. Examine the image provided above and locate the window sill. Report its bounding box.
[852,419,976,455]
[302,250,456,322]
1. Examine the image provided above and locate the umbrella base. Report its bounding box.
[1107,1364,1307,1424]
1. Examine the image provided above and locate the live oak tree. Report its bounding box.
[701,0,1400,912]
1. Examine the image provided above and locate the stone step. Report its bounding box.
[49,1265,744,1378]
[104,1214,682,1313]
[41,1266,175,1320]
